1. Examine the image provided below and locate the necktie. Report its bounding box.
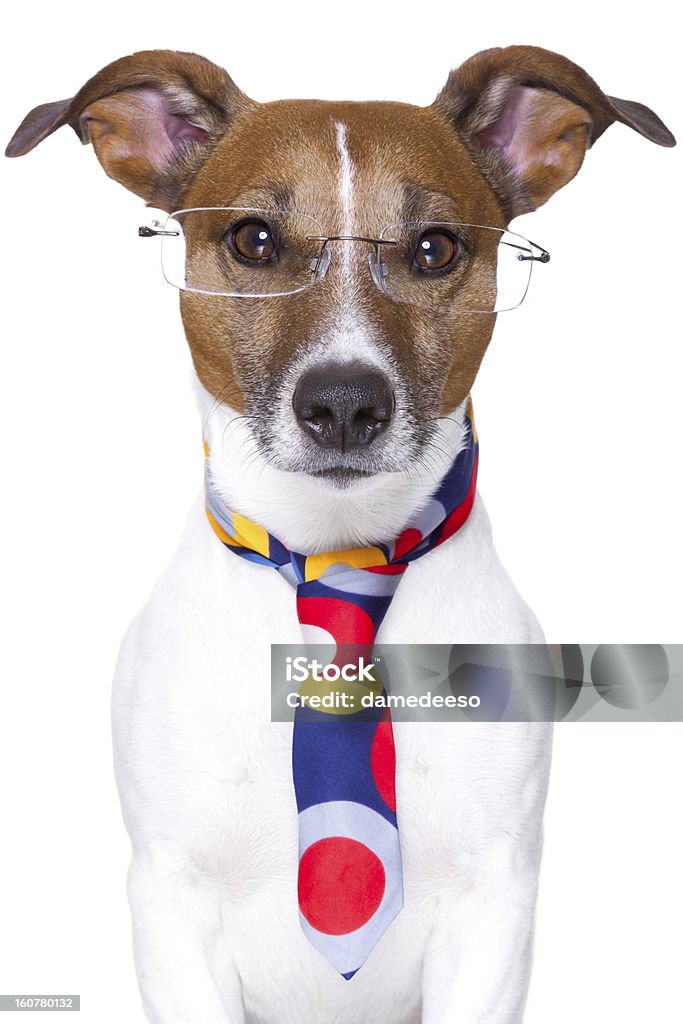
[204,403,478,977]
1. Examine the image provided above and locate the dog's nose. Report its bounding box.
[292,362,394,450]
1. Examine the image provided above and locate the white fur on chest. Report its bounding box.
[112,493,550,1024]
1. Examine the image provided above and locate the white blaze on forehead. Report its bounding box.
[327,121,384,369]
[335,121,354,275]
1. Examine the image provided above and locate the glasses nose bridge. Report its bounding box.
[308,234,390,291]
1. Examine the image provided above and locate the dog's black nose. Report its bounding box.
[293,362,394,451]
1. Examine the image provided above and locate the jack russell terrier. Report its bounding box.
[7,44,674,1024]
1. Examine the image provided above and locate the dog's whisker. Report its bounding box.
[239,443,269,477]
[427,413,468,437]
[255,453,281,487]
[203,383,234,431]
[220,414,251,454]
[233,429,258,456]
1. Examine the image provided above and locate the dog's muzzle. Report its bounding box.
[292,361,394,452]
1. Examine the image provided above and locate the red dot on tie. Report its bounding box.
[393,527,422,560]
[371,718,397,812]
[296,595,376,647]
[298,837,385,935]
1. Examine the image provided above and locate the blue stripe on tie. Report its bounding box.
[230,548,276,568]
[291,552,307,583]
[268,535,290,565]
[292,719,397,826]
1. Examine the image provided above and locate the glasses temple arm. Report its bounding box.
[500,238,550,263]
[138,225,180,237]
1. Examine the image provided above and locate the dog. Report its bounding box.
[6,45,674,1024]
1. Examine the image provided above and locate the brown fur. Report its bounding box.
[434,45,674,218]
[178,99,504,418]
[6,46,674,444]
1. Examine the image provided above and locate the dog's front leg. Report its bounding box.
[128,849,243,1024]
[420,726,551,1024]
[421,879,539,1024]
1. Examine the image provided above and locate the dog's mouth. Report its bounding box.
[259,438,413,488]
[308,466,376,485]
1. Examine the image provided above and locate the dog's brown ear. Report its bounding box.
[433,45,676,218]
[5,50,252,209]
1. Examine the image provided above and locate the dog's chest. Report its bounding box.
[124,695,537,1024]
[171,718,523,891]
[112,498,548,1022]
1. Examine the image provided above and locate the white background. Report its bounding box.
[0,2,681,1021]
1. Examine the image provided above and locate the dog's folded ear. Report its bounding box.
[433,45,676,218]
[5,50,252,208]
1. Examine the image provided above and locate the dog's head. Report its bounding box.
[7,47,673,544]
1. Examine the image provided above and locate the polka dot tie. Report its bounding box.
[204,403,478,977]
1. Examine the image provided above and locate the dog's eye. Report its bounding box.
[413,230,462,271]
[227,220,277,262]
